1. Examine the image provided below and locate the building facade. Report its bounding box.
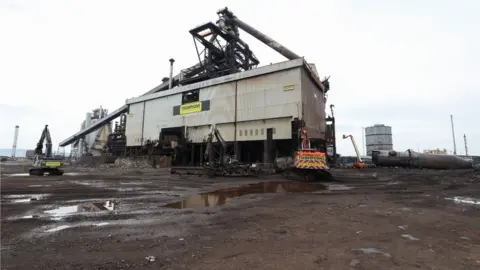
[124,59,328,163]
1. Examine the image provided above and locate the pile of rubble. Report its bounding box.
[114,158,151,169]
[72,156,172,171]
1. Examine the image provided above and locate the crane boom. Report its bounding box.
[343,135,363,163]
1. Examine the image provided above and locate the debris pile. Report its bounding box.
[114,158,151,169]
[72,156,172,171]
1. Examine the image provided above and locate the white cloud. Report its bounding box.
[0,0,478,156]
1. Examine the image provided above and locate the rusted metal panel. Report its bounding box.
[300,69,326,140]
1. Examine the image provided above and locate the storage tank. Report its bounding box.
[365,124,393,156]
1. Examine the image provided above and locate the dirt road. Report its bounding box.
[1,166,480,269]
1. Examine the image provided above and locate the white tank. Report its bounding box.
[365,124,393,156]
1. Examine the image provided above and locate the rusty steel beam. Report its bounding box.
[228,17,301,60]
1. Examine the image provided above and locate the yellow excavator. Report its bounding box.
[342,134,365,169]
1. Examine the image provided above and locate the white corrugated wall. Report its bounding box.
[125,66,318,145]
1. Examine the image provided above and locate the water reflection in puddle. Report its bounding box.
[95,222,109,226]
[44,201,117,217]
[354,248,392,258]
[165,181,326,209]
[6,172,86,177]
[2,194,49,203]
[445,196,480,205]
[46,225,71,232]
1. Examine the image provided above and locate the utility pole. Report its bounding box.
[464,134,468,157]
[450,115,457,155]
[361,127,366,155]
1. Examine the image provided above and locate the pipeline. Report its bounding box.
[372,150,473,170]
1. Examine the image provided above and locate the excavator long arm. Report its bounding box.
[203,124,228,162]
[44,126,53,158]
[34,125,53,158]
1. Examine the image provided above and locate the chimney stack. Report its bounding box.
[11,125,19,158]
[169,58,175,89]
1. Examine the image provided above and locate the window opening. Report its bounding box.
[181,89,200,104]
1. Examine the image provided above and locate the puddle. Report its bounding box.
[387,181,401,185]
[402,234,420,241]
[7,172,85,177]
[2,194,49,203]
[165,181,326,209]
[44,201,117,217]
[324,184,352,191]
[445,196,480,205]
[46,225,71,232]
[354,248,392,258]
[95,222,109,226]
[120,181,152,185]
[114,187,147,192]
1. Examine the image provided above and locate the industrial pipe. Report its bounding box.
[169,58,175,89]
[372,149,473,170]
[228,17,301,60]
[11,125,19,158]
[450,115,457,155]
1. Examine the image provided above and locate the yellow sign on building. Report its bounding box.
[180,101,202,115]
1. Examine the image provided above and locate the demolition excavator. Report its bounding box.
[170,124,261,177]
[29,125,64,176]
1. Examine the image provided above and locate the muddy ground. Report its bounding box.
[1,162,480,270]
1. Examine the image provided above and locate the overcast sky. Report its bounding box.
[0,0,479,156]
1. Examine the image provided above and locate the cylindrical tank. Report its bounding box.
[372,149,473,169]
[371,150,410,167]
[408,150,473,170]
[365,124,393,156]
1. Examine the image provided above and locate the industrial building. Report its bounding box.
[125,58,327,163]
[70,107,111,158]
[59,7,335,165]
[365,124,393,156]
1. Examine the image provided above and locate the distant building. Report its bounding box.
[423,148,448,155]
[71,107,111,158]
